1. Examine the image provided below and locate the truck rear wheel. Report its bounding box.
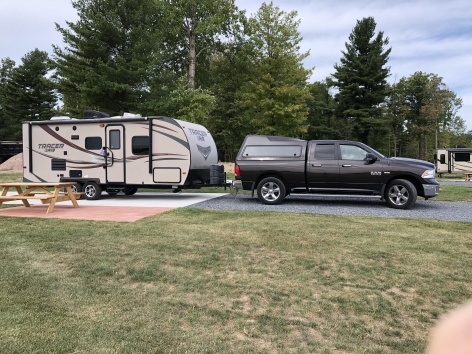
[385,179,417,209]
[257,177,286,205]
[83,181,102,200]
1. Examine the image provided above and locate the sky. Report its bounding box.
[1,0,471,131]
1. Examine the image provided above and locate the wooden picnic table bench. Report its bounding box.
[0,182,81,213]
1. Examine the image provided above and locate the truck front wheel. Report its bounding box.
[257,177,286,205]
[385,179,417,209]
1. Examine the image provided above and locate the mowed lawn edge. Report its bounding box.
[0,208,471,353]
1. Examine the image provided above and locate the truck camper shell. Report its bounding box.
[22,112,224,199]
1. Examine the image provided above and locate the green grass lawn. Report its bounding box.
[0,209,471,353]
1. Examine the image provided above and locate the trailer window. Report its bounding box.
[242,145,301,157]
[440,154,446,164]
[132,136,150,155]
[85,137,102,150]
[455,153,470,162]
[109,130,121,150]
[313,144,335,160]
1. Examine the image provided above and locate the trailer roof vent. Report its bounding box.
[83,110,110,119]
[123,112,142,118]
[50,116,72,120]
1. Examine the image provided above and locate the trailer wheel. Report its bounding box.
[106,188,119,196]
[71,183,82,194]
[385,179,417,209]
[83,182,102,200]
[257,177,286,205]
[123,187,138,195]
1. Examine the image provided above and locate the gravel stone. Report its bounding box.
[188,183,472,222]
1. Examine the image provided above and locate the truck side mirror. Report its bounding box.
[365,153,378,164]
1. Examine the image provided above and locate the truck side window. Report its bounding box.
[242,145,301,157]
[314,144,335,160]
[340,145,368,160]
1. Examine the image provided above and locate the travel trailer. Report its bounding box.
[434,147,472,176]
[22,111,225,199]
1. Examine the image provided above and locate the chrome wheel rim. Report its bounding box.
[261,181,281,202]
[388,185,409,206]
[84,185,96,198]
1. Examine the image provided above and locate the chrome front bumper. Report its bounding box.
[423,184,440,198]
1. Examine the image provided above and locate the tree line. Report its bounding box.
[0,0,470,161]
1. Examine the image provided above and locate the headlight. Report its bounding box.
[422,169,435,179]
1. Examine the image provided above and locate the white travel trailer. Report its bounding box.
[22,111,225,199]
[434,147,472,176]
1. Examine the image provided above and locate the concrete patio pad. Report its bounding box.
[0,192,225,222]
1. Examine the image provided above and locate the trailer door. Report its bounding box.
[105,124,125,183]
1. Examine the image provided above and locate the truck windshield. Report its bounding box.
[370,147,386,158]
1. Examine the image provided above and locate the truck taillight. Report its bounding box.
[234,164,241,177]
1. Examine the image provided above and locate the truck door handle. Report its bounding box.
[342,164,352,167]
[311,164,322,167]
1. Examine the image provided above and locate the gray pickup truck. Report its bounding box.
[233,135,439,209]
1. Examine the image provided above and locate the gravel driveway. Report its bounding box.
[188,182,472,222]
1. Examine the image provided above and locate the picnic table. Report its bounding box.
[0,182,81,213]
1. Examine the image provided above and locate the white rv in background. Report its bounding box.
[434,147,472,176]
[22,111,225,199]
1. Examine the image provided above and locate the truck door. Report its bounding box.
[306,142,339,190]
[337,143,383,192]
[104,125,125,183]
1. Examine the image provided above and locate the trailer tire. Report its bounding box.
[71,183,82,194]
[83,182,102,200]
[123,187,138,195]
[385,179,417,209]
[106,188,119,196]
[257,176,286,205]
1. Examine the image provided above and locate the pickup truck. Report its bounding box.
[233,135,439,209]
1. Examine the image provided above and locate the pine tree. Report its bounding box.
[2,50,56,140]
[332,17,391,144]
[0,58,16,140]
[54,0,163,116]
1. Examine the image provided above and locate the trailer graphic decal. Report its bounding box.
[40,125,102,157]
[197,145,211,160]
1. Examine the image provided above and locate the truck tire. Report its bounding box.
[385,179,417,209]
[257,177,286,205]
[83,181,102,200]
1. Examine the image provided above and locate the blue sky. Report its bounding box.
[1,0,471,130]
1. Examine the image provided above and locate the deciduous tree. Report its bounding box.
[238,2,312,137]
